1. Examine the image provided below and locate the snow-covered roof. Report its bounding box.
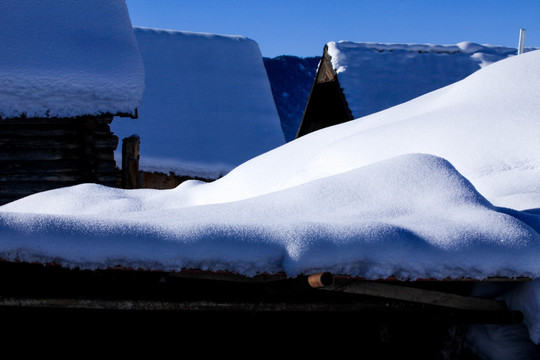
[326,41,518,118]
[111,27,285,179]
[2,49,540,279]
[2,46,540,352]
[0,1,145,119]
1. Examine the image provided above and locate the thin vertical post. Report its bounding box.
[122,135,140,189]
[518,29,526,55]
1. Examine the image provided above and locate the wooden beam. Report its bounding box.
[121,135,140,189]
[313,273,508,312]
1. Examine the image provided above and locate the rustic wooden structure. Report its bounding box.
[0,259,526,357]
[119,135,215,190]
[296,45,353,138]
[121,135,140,189]
[0,114,122,205]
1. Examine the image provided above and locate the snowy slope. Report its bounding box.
[2,48,540,276]
[1,42,540,354]
[111,27,285,179]
[0,1,144,119]
[1,152,540,281]
[327,41,517,119]
[173,49,540,211]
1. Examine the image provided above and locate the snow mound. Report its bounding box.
[110,27,285,179]
[2,153,540,280]
[0,1,144,119]
[2,42,540,351]
[176,49,540,211]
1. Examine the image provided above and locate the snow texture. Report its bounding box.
[3,152,540,281]
[110,27,285,179]
[184,48,540,212]
[1,44,540,353]
[0,1,145,119]
[326,41,519,119]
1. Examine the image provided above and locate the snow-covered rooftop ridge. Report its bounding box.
[330,40,518,56]
[324,40,520,119]
[0,0,145,119]
[134,26,248,41]
[111,27,285,178]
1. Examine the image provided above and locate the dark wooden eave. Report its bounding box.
[295,45,354,138]
[0,260,528,356]
[0,260,523,324]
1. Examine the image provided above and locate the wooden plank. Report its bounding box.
[121,135,140,189]
[321,278,508,312]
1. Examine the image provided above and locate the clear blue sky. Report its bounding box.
[126,0,539,58]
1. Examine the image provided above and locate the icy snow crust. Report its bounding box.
[110,27,285,179]
[326,41,518,119]
[0,1,144,119]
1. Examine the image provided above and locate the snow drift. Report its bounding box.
[2,46,540,279]
[2,153,540,280]
[175,49,540,211]
[1,43,540,352]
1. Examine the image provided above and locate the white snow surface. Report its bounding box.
[1,46,540,349]
[2,47,540,277]
[0,1,144,119]
[110,27,285,179]
[326,41,518,119]
[175,48,540,212]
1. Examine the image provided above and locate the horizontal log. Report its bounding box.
[316,275,509,312]
[0,115,113,125]
[0,150,89,161]
[94,138,119,149]
[0,139,81,150]
[0,296,523,324]
[0,129,79,138]
[0,160,80,172]
[0,174,81,182]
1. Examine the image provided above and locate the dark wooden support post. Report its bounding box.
[121,135,140,189]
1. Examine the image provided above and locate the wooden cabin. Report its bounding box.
[0,114,124,205]
[0,1,145,204]
[296,41,517,138]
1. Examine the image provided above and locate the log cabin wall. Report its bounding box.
[0,115,120,205]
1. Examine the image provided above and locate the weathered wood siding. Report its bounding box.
[0,115,120,205]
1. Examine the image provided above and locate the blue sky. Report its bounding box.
[126,0,539,58]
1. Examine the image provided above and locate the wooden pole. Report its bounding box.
[121,135,140,189]
[518,29,526,55]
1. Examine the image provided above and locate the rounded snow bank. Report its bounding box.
[2,153,540,281]
[0,0,144,119]
[179,49,540,211]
